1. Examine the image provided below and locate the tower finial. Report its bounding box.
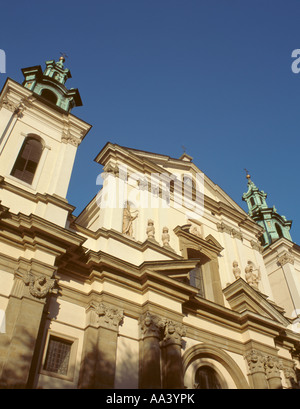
[244,168,251,181]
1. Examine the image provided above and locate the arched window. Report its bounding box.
[275,223,283,239]
[250,197,255,207]
[11,137,43,184]
[195,366,222,389]
[40,89,58,105]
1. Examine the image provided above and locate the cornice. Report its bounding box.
[72,224,183,259]
[0,205,86,253]
[0,176,75,213]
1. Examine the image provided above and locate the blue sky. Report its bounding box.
[1,0,300,243]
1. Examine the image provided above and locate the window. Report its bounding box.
[11,137,43,184]
[43,336,72,376]
[189,264,205,297]
[275,223,283,238]
[40,89,58,105]
[250,197,255,207]
[195,366,222,389]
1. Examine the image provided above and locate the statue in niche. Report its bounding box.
[122,202,138,237]
[162,226,170,247]
[232,261,241,280]
[245,260,261,290]
[146,219,155,240]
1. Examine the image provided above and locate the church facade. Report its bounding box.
[0,58,300,389]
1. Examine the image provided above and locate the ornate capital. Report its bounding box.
[232,229,243,241]
[87,301,123,330]
[245,350,266,374]
[20,271,56,299]
[265,356,282,380]
[250,239,263,253]
[278,252,294,266]
[139,311,165,339]
[217,222,232,234]
[61,131,81,147]
[162,320,186,347]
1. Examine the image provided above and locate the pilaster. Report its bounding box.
[0,267,57,388]
[78,301,123,389]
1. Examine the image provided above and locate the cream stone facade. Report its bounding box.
[0,59,300,389]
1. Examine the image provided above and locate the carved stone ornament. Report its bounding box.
[22,272,56,299]
[146,219,155,240]
[162,320,186,347]
[245,350,267,374]
[278,252,295,266]
[89,301,124,330]
[283,366,297,388]
[232,261,241,280]
[162,226,171,247]
[0,96,18,112]
[189,225,202,238]
[103,162,120,177]
[61,129,81,147]
[122,202,138,237]
[139,311,166,339]
[250,240,263,253]
[245,260,261,290]
[217,222,232,234]
[265,356,282,380]
[231,229,243,241]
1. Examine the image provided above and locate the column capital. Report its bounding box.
[139,311,165,339]
[265,356,282,380]
[162,320,186,347]
[16,270,57,300]
[277,252,294,266]
[244,349,267,374]
[87,301,123,331]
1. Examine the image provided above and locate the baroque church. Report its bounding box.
[0,57,300,389]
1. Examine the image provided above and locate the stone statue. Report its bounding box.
[122,202,138,237]
[245,260,261,290]
[232,261,241,280]
[162,226,170,247]
[146,219,155,240]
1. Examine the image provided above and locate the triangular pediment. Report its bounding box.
[223,278,290,326]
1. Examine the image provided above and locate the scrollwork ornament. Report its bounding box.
[23,272,56,299]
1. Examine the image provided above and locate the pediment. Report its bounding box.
[223,278,290,326]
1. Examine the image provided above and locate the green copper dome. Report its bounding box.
[242,172,292,247]
[21,56,82,112]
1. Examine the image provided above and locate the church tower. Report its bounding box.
[0,56,91,227]
[242,171,292,247]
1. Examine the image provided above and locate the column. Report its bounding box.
[78,301,123,389]
[139,312,165,389]
[245,350,268,389]
[161,320,186,389]
[265,356,282,389]
[0,268,56,388]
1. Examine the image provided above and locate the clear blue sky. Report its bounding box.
[1,0,300,243]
